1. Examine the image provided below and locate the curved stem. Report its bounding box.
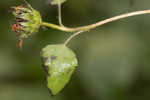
[64,31,83,46]
[41,9,150,32]
[58,0,64,26]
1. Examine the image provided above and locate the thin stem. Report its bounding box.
[41,9,150,32]
[58,0,64,26]
[64,31,83,46]
[41,22,73,32]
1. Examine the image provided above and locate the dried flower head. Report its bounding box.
[11,4,42,48]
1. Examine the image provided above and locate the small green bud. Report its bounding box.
[11,5,42,38]
[50,0,66,5]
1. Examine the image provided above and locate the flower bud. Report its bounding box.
[11,5,42,38]
[50,0,66,5]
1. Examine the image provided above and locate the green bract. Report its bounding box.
[12,5,42,38]
[41,44,78,95]
[50,0,66,5]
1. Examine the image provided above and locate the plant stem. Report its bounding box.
[64,31,83,46]
[58,1,64,26]
[41,9,150,33]
[41,22,73,32]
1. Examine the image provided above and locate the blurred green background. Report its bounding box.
[1,0,150,100]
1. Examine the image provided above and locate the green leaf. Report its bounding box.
[50,0,66,5]
[41,44,78,95]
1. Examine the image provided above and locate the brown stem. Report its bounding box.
[42,10,150,32]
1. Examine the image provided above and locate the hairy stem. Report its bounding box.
[41,9,150,33]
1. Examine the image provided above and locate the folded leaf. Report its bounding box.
[41,44,78,95]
